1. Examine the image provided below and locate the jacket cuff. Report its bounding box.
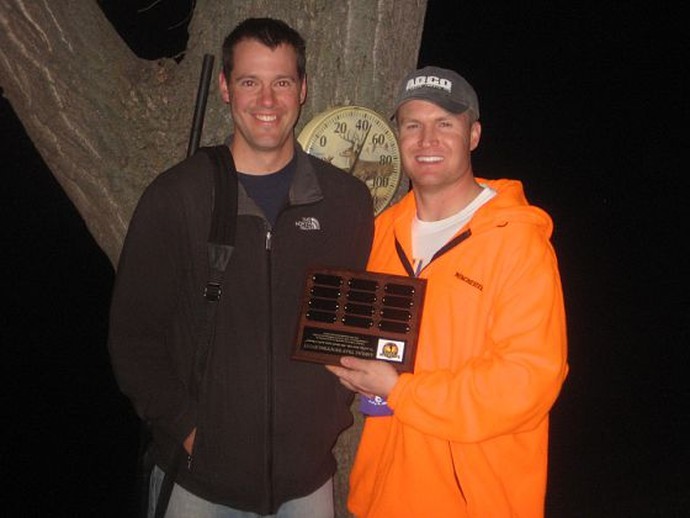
[387,372,413,410]
[167,399,198,444]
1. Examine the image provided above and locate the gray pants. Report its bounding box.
[148,465,335,518]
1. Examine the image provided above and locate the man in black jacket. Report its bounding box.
[108,18,374,517]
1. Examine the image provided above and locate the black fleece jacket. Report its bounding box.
[108,144,374,513]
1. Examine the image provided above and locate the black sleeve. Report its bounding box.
[107,171,198,444]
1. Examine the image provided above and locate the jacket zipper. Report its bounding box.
[265,227,275,511]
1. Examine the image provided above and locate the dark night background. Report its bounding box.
[2,1,687,516]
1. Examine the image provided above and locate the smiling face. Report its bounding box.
[220,39,307,172]
[396,99,481,198]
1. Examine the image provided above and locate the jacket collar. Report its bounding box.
[229,139,324,217]
[289,144,324,206]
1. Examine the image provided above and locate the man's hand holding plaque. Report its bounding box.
[292,267,426,373]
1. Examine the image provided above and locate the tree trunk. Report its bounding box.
[1,0,426,264]
[0,1,427,515]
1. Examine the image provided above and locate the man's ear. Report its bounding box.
[469,120,482,151]
[299,74,308,105]
[219,72,230,104]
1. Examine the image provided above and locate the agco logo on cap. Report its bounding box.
[406,75,452,93]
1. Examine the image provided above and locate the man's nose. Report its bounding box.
[419,126,438,146]
[258,85,276,106]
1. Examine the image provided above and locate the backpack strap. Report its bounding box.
[191,145,238,398]
[154,145,237,518]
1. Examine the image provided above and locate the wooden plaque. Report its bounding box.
[292,267,426,373]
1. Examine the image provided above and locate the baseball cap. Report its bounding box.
[393,66,479,119]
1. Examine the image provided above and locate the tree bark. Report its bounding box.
[1,0,426,265]
[0,1,427,515]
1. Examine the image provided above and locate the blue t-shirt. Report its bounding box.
[238,158,296,226]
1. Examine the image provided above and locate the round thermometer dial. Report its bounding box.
[298,106,406,215]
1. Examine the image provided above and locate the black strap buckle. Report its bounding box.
[204,282,222,302]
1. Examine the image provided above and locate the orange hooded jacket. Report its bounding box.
[348,179,568,517]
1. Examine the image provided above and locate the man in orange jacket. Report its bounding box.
[327,66,568,517]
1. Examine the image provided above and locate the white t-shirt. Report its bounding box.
[411,185,496,275]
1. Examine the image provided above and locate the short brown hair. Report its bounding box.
[222,18,306,81]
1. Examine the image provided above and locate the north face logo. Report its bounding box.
[295,217,321,230]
